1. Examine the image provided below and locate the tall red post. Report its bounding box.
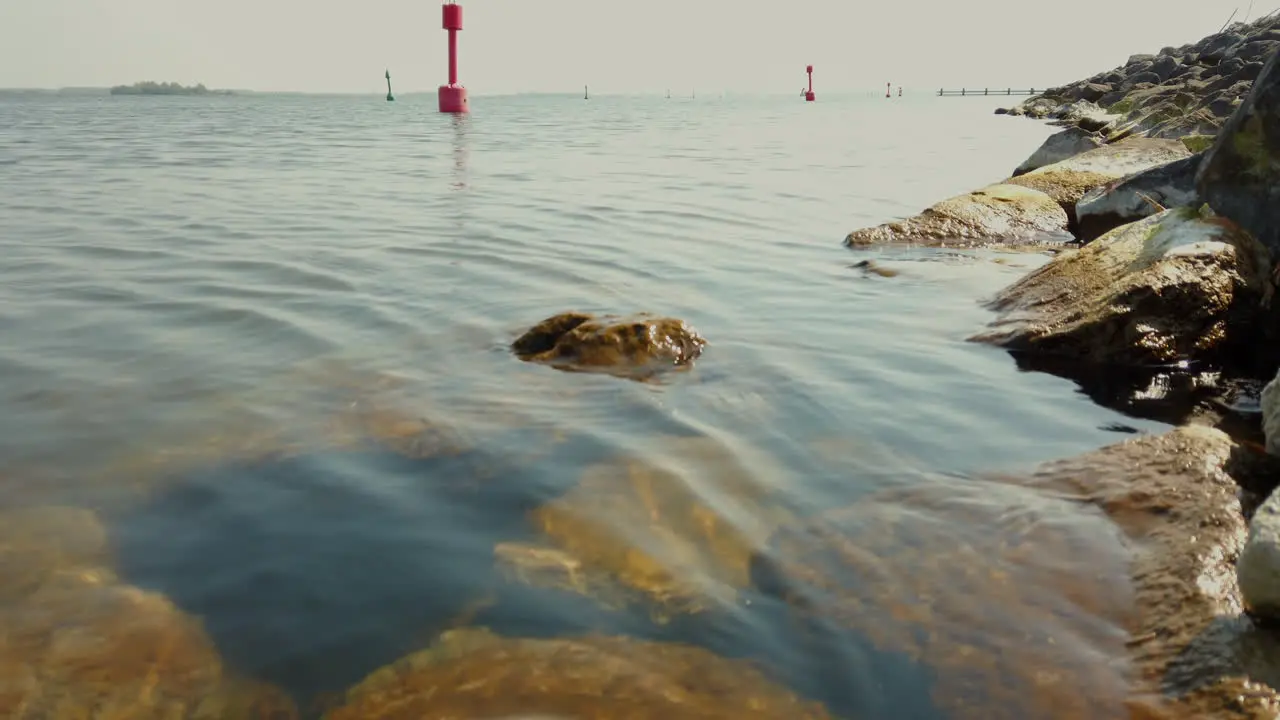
[439,2,469,113]
[805,65,815,102]
[886,82,891,98]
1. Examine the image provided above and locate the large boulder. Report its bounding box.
[1074,153,1203,243]
[1012,127,1103,176]
[970,204,1273,367]
[1004,136,1192,232]
[1196,45,1280,260]
[843,183,1069,248]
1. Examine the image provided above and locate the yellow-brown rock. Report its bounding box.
[757,425,1280,719]
[753,477,1135,720]
[844,183,1069,247]
[512,312,707,381]
[0,506,298,720]
[320,627,834,720]
[516,436,793,620]
[1007,425,1280,718]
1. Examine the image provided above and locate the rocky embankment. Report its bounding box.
[999,13,1280,141]
[841,19,1280,717]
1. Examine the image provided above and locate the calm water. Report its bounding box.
[0,91,1176,718]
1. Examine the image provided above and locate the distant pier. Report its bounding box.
[937,88,1039,97]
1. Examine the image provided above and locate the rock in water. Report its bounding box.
[0,506,298,719]
[1075,153,1203,244]
[843,183,1069,247]
[1197,44,1280,259]
[1012,127,1104,177]
[513,435,793,619]
[1004,137,1193,232]
[512,312,706,380]
[320,628,835,719]
[971,205,1273,367]
[1017,426,1280,718]
[750,477,1135,720]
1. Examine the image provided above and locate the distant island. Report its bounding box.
[109,81,232,96]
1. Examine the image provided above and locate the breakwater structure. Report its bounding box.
[438,1,469,113]
[938,88,1039,96]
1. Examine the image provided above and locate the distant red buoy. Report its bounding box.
[805,65,815,102]
[886,82,891,98]
[438,2,469,114]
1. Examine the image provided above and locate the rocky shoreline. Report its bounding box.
[841,13,1280,717]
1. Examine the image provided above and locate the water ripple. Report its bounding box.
[0,92,1178,718]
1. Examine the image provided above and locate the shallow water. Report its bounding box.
[0,91,1178,717]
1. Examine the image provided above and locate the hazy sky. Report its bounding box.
[0,0,1263,95]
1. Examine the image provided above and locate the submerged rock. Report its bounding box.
[1004,137,1193,232]
[1196,45,1280,260]
[971,205,1273,367]
[750,473,1135,719]
[1013,127,1104,177]
[512,312,707,380]
[1075,153,1203,244]
[320,627,835,719]
[1009,426,1280,718]
[514,436,793,620]
[843,183,1069,248]
[0,506,297,719]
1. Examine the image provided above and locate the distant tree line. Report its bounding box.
[109,81,232,96]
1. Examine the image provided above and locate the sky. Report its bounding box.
[0,0,1267,95]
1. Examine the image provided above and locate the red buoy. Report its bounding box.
[805,65,815,102]
[886,82,891,98]
[438,2,469,113]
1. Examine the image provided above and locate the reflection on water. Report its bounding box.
[0,91,1201,717]
[451,113,470,192]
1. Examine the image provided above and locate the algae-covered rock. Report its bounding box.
[1197,44,1280,259]
[1075,153,1202,244]
[750,476,1134,720]
[971,205,1273,367]
[0,506,297,719]
[518,436,793,619]
[512,312,707,381]
[320,627,834,720]
[843,183,1069,248]
[1004,136,1193,230]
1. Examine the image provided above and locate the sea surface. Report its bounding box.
[0,91,1180,718]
